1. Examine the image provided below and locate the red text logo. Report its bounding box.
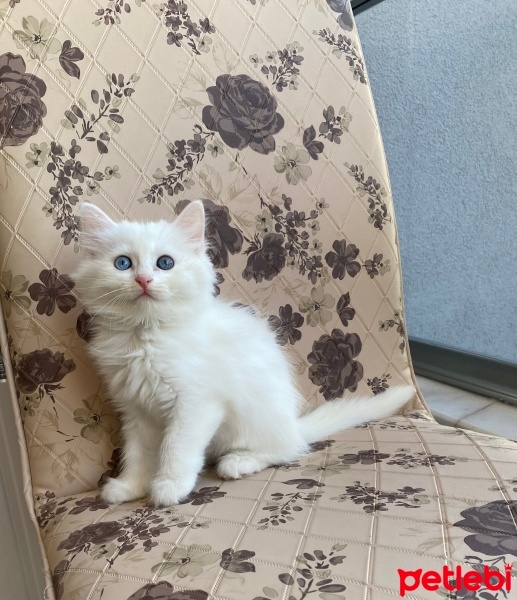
[398,564,512,597]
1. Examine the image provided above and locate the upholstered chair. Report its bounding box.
[1,1,516,599]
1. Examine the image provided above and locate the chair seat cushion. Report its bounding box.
[38,412,517,600]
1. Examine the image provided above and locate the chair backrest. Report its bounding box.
[0,0,420,497]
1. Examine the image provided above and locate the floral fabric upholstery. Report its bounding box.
[1,1,516,599]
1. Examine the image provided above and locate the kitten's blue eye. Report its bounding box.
[114,256,132,270]
[156,255,174,270]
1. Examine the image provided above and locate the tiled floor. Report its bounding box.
[417,376,517,441]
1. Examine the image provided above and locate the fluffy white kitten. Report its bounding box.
[74,201,413,506]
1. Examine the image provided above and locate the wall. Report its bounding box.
[355,0,517,363]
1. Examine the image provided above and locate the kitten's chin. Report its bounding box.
[117,291,203,327]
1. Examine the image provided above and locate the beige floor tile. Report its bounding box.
[417,377,497,425]
[457,401,517,441]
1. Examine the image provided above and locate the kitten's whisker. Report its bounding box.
[69,288,128,316]
[107,295,131,332]
[87,292,128,323]
[79,288,127,305]
[70,290,124,310]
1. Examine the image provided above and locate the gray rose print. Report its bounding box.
[175,199,243,269]
[58,521,125,552]
[0,52,47,147]
[243,232,287,283]
[326,0,354,31]
[53,502,203,598]
[307,330,364,399]
[127,582,209,600]
[454,501,517,558]
[202,73,284,154]
[53,520,126,599]
[15,348,75,401]
[450,501,517,599]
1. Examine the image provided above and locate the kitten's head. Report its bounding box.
[73,201,215,327]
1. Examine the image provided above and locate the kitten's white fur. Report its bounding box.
[73,201,413,506]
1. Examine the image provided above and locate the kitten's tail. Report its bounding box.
[297,386,415,444]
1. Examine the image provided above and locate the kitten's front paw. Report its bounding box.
[101,477,146,504]
[150,476,196,507]
[217,453,268,479]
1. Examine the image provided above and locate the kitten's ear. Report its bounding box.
[174,200,206,250]
[78,203,116,252]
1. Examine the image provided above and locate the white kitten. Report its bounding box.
[73,201,413,506]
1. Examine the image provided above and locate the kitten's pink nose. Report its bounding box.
[135,274,153,289]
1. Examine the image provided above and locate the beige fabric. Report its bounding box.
[36,416,517,600]
[1,1,516,599]
[1,0,423,498]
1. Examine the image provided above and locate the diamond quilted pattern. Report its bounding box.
[32,418,517,600]
[2,2,517,600]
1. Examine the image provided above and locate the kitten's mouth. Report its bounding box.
[137,290,154,299]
